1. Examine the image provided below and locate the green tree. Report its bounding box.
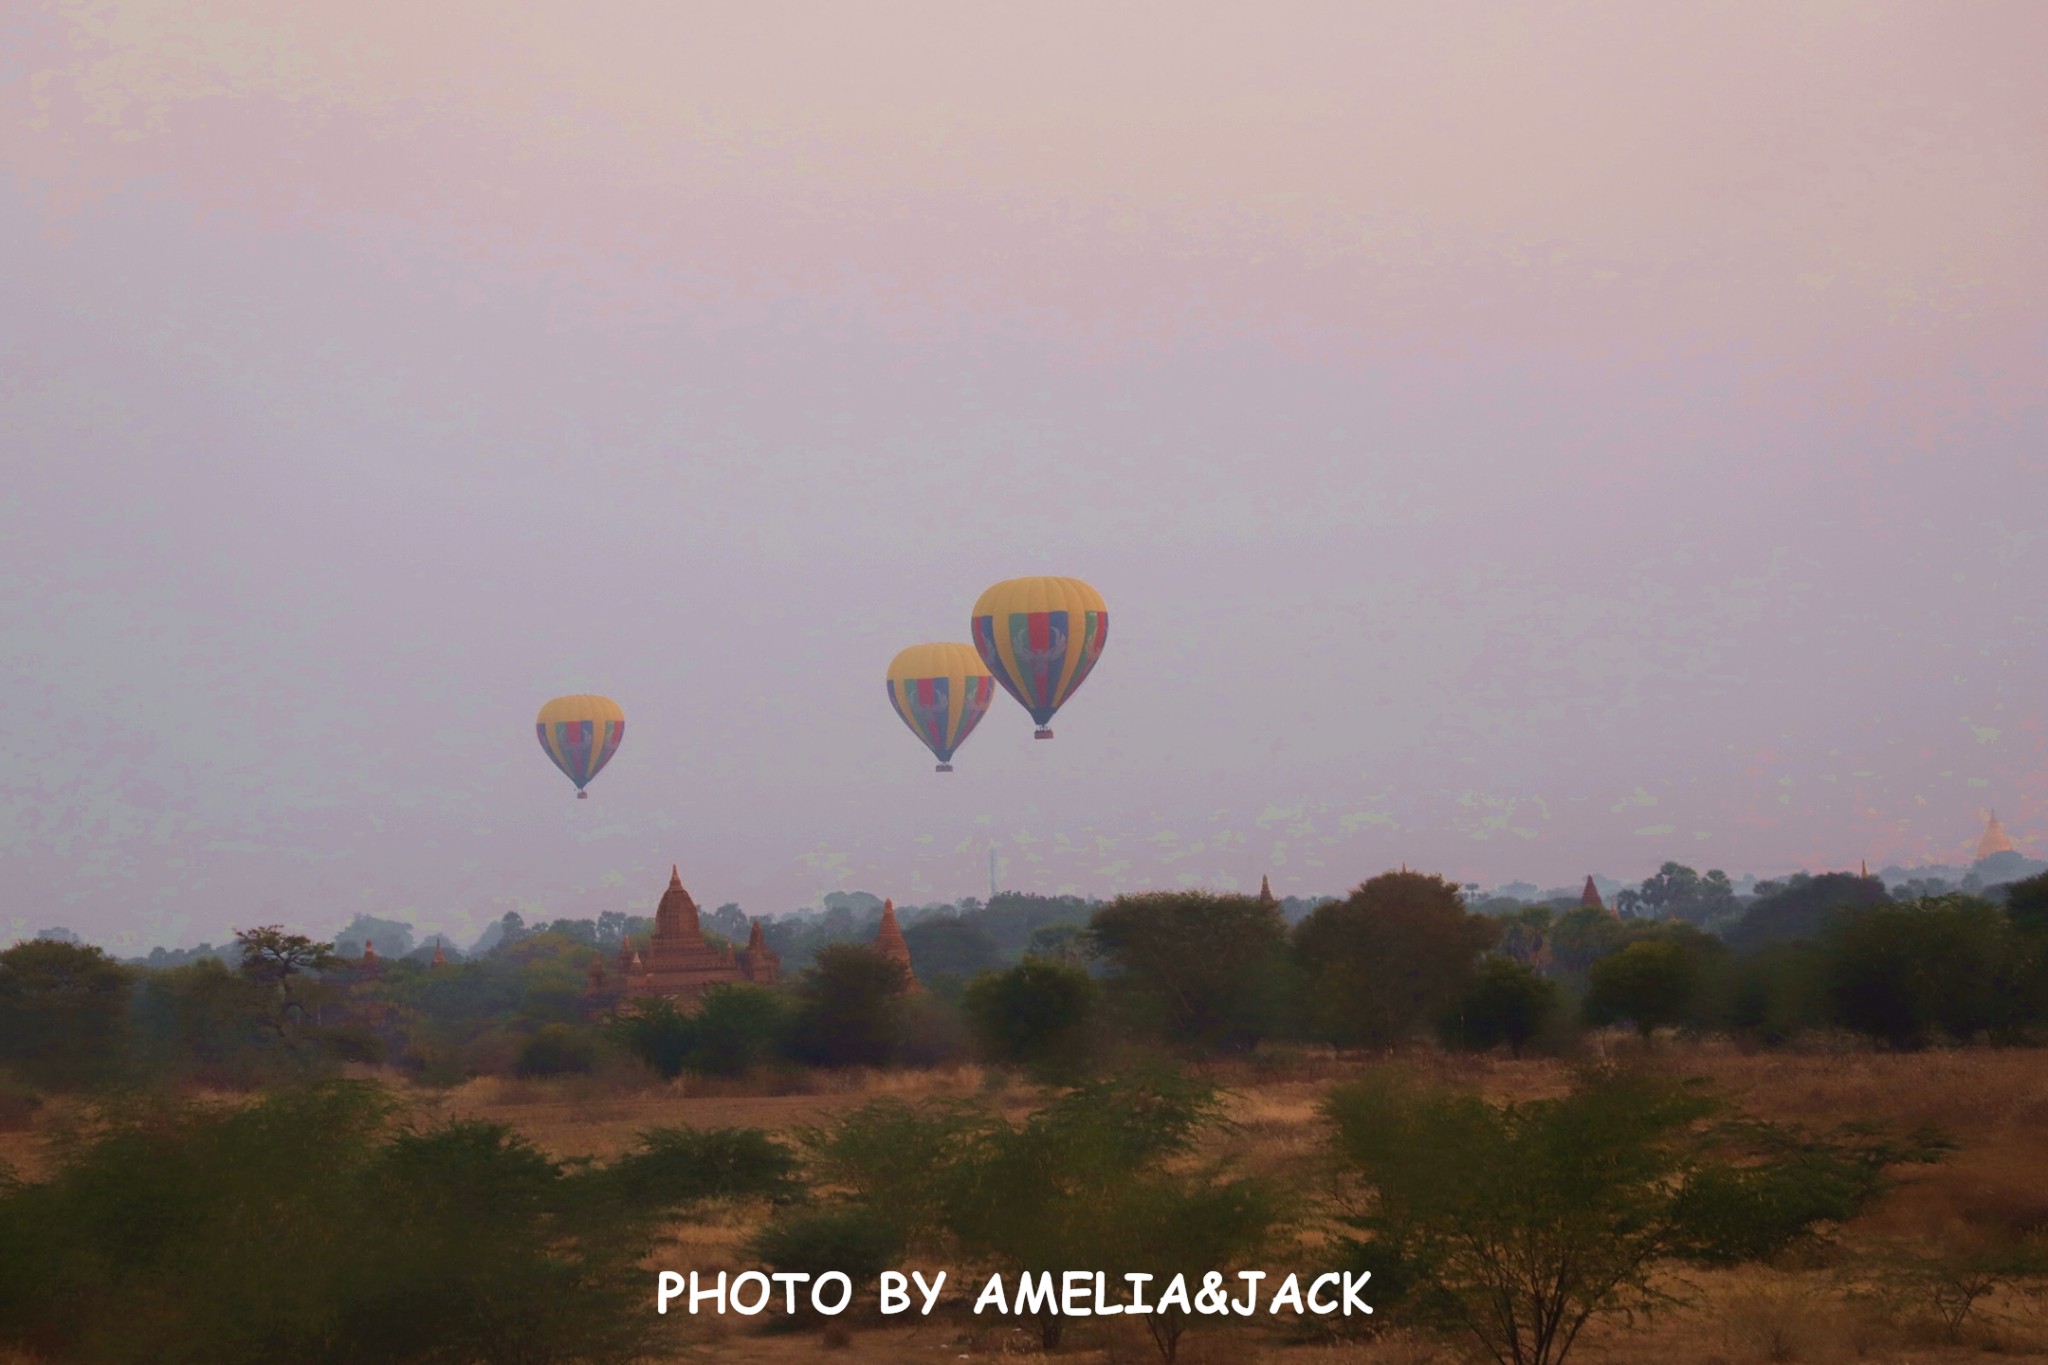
[940,1070,1281,1354]
[1582,941,1697,1038]
[790,943,909,1068]
[2004,870,2048,937]
[0,939,134,1090]
[900,915,1002,987]
[1443,955,1557,1058]
[1292,871,1500,1048]
[610,996,694,1080]
[1089,891,1292,1051]
[687,983,793,1077]
[962,956,1097,1077]
[1325,1066,1945,1365]
[1724,871,1890,952]
[0,1082,667,1364]
[515,1022,599,1076]
[1824,895,2029,1047]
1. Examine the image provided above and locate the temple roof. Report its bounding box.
[1978,811,2017,861]
[1580,876,1604,911]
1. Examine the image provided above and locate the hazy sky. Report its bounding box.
[4,1,2043,952]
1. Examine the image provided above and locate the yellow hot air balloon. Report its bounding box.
[970,577,1108,738]
[536,694,625,799]
[886,643,996,772]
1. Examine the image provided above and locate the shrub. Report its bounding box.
[963,956,1097,1077]
[608,1125,801,1208]
[749,1206,905,1303]
[515,1023,599,1076]
[1325,1064,1946,1365]
[1440,955,1557,1058]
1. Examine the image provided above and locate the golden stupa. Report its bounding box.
[1976,811,2017,861]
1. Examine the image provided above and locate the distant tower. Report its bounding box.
[1257,875,1278,911]
[1978,811,2017,861]
[431,938,447,968]
[362,939,378,965]
[1580,876,1606,913]
[872,898,921,993]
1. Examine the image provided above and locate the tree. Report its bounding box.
[900,915,1002,987]
[1724,872,1890,952]
[2005,870,2048,937]
[1583,941,1697,1038]
[940,1070,1281,1355]
[1325,1065,1946,1365]
[1292,871,1500,1048]
[790,944,909,1068]
[1089,891,1292,1052]
[962,957,1097,1077]
[687,983,793,1077]
[0,1082,669,1364]
[1823,896,2029,1048]
[1444,956,1557,1058]
[0,940,134,1090]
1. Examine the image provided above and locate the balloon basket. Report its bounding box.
[935,763,953,773]
[577,790,589,800]
[1034,729,1054,740]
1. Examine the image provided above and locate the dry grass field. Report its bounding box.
[7,1043,2048,1364]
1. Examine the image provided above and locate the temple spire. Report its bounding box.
[1580,876,1604,911]
[1978,811,2016,860]
[873,898,920,993]
[1257,875,1277,909]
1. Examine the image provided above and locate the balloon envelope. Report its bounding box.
[886,643,995,770]
[971,577,1108,733]
[536,694,625,797]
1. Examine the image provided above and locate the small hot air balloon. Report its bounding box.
[971,576,1108,739]
[536,694,624,799]
[886,643,995,772]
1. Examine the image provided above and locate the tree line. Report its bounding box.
[6,868,2048,1109]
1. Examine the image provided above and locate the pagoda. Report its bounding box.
[1580,876,1614,917]
[871,898,921,993]
[619,867,780,1003]
[1978,811,2017,861]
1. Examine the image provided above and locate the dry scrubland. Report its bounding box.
[7,1043,2048,1364]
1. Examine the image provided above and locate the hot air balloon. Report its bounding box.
[970,577,1108,739]
[886,643,995,772]
[536,694,624,799]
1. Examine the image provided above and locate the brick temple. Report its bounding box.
[615,866,780,1002]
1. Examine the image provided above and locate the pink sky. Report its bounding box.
[3,1,2043,950]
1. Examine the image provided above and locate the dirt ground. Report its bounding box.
[8,1044,2048,1363]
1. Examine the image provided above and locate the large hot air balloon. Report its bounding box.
[971,577,1108,739]
[536,694,625,799]
[886,643,995,772]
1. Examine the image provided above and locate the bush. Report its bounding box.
[610,997,693,1079]
[608,1125,802,1208]
[515,1023,599,1076]
[963,956,1098,1077]
[1582,940,1699,1037]
[0,940,134,1090]
[790,945,910,1068]
[0,1071,41,1133]
[749,1206,905,1302]
[687,984,793,1077]
[1440,955,1557,1058]
[0,1082,667,1364]
[1325,1065,1947,1365]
